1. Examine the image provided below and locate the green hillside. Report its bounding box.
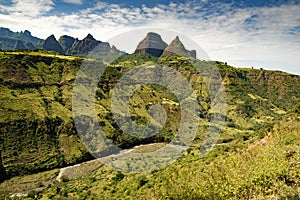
[0,50,299,199]
[17,113,299,199]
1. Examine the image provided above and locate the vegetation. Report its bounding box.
[0,50,299,199]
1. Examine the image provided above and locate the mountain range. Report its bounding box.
[0,27,196,58]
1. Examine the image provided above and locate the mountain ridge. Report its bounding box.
[0,27,122,56]
[0,27,197,59]
[134,33,197,58]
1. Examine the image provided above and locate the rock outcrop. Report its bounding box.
[25,42,35,50]
[134,32,168,57]
[42,35,64,54]
[68,34,101,55]
[162,36,196,58]
[58,35,75,54]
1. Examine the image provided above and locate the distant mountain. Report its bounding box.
[1,28,196,59]
[24,41,35,50]
[162,36,196,58]
[68,33,101,55]
[42,35,64,54]
[134,32,168,57]
[135,32,196,58]
[0,27,122,57]
[13,40,26,50]
[0,27,42,50]
[58,35,75,53]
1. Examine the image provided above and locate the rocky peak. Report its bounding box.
[85,33,96,41]
[134,32,168,57]
[111,45,117,52]
[58,35,75,53]
[24,30,31,36]
[162,36,196,58]
[162,36,187,56]
[42,35,64,54]
[68,34,100,55]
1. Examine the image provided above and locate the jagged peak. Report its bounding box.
[134,32,168,57]
[59,35,75,39]
[170,36,184,46]
[24,30,31,36]
[84,33,95,40]
[146,32,161,37]
[46,34,57,40]
[43,34,64,53]
[162,35,196,58]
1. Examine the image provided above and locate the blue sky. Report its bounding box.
[0,0,300,74]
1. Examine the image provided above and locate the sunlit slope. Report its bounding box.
[0,51,299,180]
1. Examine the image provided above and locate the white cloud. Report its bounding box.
[1,0,54,17]
[63,0,84,5]
[0,1,299,74]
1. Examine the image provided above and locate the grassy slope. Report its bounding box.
[5,110,298,200]
[0,51,299,198]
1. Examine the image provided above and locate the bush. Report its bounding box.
[61,175,69,182]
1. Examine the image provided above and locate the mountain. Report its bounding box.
[135,33,197,58]
[42,35,64,54]
[162,36,196,58]
[13,40,26,50]
[134,32,168,57]
[68,33,101,55]
[58,35,75,53]
[0,27,42,50]
[68,34,124,58]
[24,42,35,50]
[0,27,123,57]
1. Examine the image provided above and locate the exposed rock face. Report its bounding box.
[25,42,35,50]
[14,40,26,50]
[190,50,196,58]
[93,42,111,53]
[134,32,168,57]
[42,35,64,54]
[162,36,196,58]
[111,45,118,53]
[58,35,75,53]
[0,151,6,183]
[23,30,31,36]
[68,34,101,55]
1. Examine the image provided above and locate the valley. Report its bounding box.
[0,31,299,199]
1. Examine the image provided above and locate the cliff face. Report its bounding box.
[135,33,196,58]
[14,40,26,50]
[162,36,196,58]
[42,35,64,54]
[58,35,75,53]
[68,34,101,55]
[134,32,168,57]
